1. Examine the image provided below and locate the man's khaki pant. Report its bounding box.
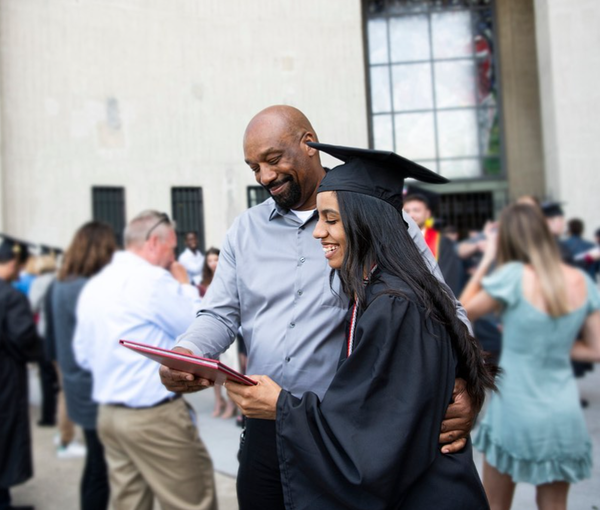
[98,398,217,510]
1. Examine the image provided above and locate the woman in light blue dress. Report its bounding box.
[460,203,600,510]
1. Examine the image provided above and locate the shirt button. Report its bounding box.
[297,290,303,296]
[285,357,291,362]
[289,322,295,328]
[300,257,306,263]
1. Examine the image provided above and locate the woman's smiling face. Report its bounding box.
[313,191,346,270]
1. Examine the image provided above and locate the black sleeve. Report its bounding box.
[2,289,42,364]
[438,237,464,296]
[44,281,57,361]
[276,295,456,510]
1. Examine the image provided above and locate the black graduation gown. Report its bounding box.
[276,271,488,510]
[0,279,42,488]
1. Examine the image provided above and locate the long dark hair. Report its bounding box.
[200,247,220,288]
[336,191,496,410]
[58,221,117,281]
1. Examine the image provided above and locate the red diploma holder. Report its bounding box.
[119,339,257,386]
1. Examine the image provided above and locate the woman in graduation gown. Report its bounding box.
[227,143,496,509]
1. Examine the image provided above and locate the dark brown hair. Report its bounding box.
[58,221,117,281]
[336,191,497,411]
[200,247,220,288]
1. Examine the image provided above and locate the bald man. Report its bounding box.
[160,106,475,509]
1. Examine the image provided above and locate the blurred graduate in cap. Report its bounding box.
[226,143,496,509]
[540,200,575,264]
[0,236,42,510]
[402,186,464,296]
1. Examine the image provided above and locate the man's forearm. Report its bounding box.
[176,312,237,358]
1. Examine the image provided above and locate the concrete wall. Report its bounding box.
[535,0,600,235]
[0,0,368,249]
[496,0,545,200]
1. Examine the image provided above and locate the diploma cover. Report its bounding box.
[119,339,256,386]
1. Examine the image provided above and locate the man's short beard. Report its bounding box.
[268,180,302,210]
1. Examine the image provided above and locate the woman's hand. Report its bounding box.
[480,221,499,264]
[225,375,282,420]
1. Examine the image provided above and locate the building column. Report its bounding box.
[495,0,546,200]
[534,0,600,230]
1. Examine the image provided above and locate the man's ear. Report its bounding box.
[304,132,318,156]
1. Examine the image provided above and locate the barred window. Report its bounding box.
[171,187,205,254]
[247,186,271,208]
[92,186,126,247]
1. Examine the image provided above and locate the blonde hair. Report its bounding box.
[497,203,569,317]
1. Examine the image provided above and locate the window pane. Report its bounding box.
[413,159,438,174]
[368,19,389,64]
[432,10,473,59]
[478,107,500,157]
[483,157,501,176]
[373,114,394,151]
[432,0,470,6]
[370,66,392,113]
[439,158,480,179]
[437,109,478,158]
[366,0,386,15]
[394,112,436,160]
[387,0,432,14]
[434,60,476,107]
[392,63,433,111]
[390,15,430,62]
[473,8,496,104]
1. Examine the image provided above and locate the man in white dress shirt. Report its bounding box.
[74,210,216,510]
[178,231,205,285]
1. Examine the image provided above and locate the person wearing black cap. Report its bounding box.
[540,201,574,264]
[0,237,42,510]
[225,143,496,509]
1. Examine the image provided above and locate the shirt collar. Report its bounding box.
[269,201,317,226]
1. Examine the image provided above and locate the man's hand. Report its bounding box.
[158,347,213,393]
[439,378,476,454]
[225,375,282,420]
[170,261,190,285]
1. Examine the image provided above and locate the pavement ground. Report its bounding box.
[12,365,600,509]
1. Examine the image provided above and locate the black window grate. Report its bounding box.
[436,191,494,237]
[171,187,205,255]
[92,186,126,247]
[247,186,271,208]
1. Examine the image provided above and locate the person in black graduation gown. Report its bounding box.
[0,237,42,510]
[403,192,464,296]
[226,144,496,509]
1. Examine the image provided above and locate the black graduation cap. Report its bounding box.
[540,201,565,218]
[308,142,448,212]
[0,234,34,264]
[40,244,64,256]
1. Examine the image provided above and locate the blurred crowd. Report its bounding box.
[0,214,240,510]
[1,182,599,510]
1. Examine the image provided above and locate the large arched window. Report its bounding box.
[364,0,502,181]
